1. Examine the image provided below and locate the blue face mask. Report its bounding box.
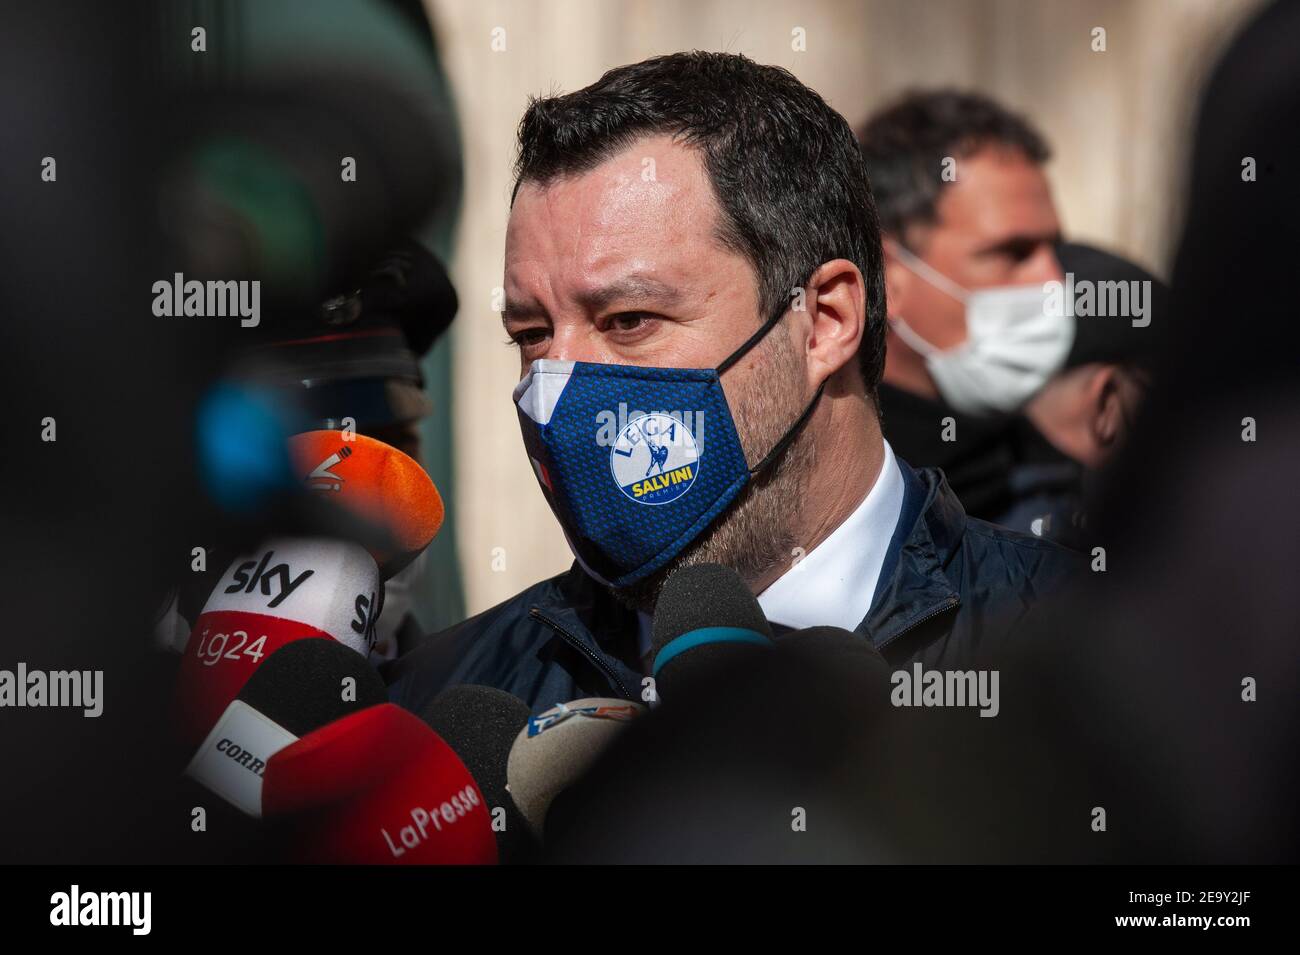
[512,309,824,589]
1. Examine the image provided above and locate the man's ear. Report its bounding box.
[803,258,866,390]
[1090,365,1124,451]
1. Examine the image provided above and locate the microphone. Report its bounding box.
[545,626,894,863]
[262,703,498,864]
[172,535,382,746]
[774,625,893,687]
[287,430,444,579]
[419,686,536,862]
[184,638,387,818]
[650,563,774,697]
[505,697,645,840]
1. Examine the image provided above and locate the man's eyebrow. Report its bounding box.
[974,230,1062,259]
[501,276,684,325]
[575,276,683,312]
[501,298,548,325]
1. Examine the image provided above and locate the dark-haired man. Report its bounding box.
[858,90,1079,527]
[387,53,1080,715]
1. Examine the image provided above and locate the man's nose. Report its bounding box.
[545,321,614,364]
[1020,243,1065,285]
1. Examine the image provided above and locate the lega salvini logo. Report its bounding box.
[610,412,700,505]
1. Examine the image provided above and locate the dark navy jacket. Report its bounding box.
[385,461,1082,715]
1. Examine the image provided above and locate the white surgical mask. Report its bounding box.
[889,244,1074,417]
[371,549,429,663]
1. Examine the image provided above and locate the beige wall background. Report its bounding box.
[424,0,1264,616]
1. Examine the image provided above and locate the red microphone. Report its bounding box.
[262,704,498,864]
[173,536,382,746]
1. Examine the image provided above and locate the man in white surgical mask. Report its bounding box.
[857,90,1079,531]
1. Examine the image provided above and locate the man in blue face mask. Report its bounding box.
[386,53,1082,716]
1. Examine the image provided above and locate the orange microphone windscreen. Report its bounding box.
[287,430,444,575]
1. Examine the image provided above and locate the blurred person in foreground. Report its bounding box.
[387,52,1081,716]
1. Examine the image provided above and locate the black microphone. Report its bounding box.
[184,638,387,818]
[775,625,893,691]
[545,624,894,863]
[649,563,774,698]
[419,685,537,863]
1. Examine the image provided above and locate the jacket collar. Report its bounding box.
[861,460,963,651]
[529,564,643,700]
[529,458,966,686]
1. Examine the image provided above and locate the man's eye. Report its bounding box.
[510,328,549,348]
[608,312,652,332]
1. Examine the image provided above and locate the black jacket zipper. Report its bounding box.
[874,595,960,654]
[528,607,636,702]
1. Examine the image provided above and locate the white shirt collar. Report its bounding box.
[756,439,904,632]
[636,440,904,659]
